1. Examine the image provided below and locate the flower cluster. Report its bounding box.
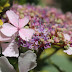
[10,4,72,55]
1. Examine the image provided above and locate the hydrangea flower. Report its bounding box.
[64,47,72,55]
[63,34,71,41]
[12,5,66,50]
[3,4,71,55]
[0,50,37,72]
[1,10,35,41]
[0,31,19,57]
[0,20,19,57]
[63,33,72,55]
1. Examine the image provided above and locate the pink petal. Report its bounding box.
[1,40,19,57]
[19,17,29,28]
[64,47,72,55]
[63,34,71,41]
[0,31,11,42]
[6,10,19,27]
[19,28,35,41]
[1,23,17,37]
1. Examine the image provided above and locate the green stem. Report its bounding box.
[42,48,60,61]
[0,44,2,56]
[37,47,44,59]
[49,59,65,72]
[52,63,65,72]
[35,49,61,71]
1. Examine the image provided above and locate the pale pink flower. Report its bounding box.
[63,34,72,55]
[0,27,19,57]
[64,47,72,55]
[63,34,71,41]
[0,31,11,42]
[0,50,37,72]
[1,10,35,41]
[1,39,19,57]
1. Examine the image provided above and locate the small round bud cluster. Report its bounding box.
[11,4,72,50]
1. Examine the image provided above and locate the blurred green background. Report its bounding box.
[15,0,72,13]
[1,0,72,14]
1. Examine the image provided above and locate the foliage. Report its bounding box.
[16,0,39,5]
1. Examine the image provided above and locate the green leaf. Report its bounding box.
[40,64,59,72]
[7,57,18,71]
[36,48,72,72]
[51,54,72,72]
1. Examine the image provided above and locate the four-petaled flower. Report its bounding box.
[1,10,35,41]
